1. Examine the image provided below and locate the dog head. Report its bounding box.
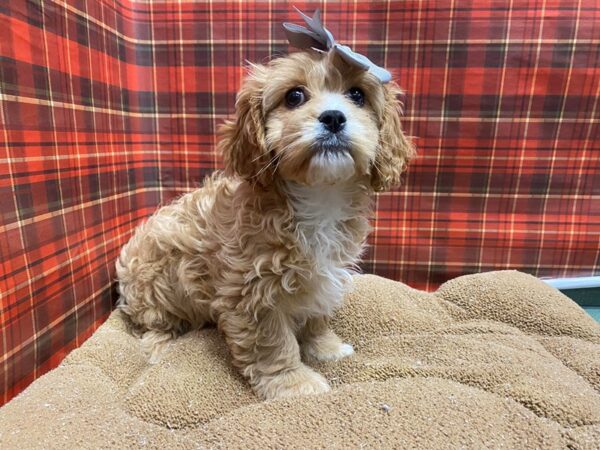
[219,51,414,191]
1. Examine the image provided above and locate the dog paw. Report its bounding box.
[255,365,331,400]
[302,331,355,361]
[305,341,354,361]
[140,330,173,364]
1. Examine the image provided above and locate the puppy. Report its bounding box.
[116,50,414,400]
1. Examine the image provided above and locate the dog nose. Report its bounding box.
[318,110,346,133]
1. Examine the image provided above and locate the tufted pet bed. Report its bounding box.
[1,270,599,449]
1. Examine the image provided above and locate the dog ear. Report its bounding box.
[370,82,415,192]
[219,66,272,187]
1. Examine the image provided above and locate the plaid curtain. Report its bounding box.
[1,0,599,404]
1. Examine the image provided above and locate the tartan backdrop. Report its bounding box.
[0,0,599,404]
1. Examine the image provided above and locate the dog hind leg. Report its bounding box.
[139,329,179,364]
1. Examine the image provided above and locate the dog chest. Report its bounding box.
[287,183,362,315]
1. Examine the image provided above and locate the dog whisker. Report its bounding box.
[253,153,281,179]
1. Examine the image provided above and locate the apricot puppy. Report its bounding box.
[116,50,414,400]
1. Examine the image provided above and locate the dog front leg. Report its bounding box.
[299,316,354,361]
[219,309,331,400]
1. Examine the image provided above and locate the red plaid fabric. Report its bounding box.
[1,0,599,404]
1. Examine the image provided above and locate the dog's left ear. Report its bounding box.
[370,82,416,192]
[218,65,272,187]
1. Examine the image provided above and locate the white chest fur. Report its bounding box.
[285,181,366,316]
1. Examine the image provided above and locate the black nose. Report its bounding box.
[318,110,346,133]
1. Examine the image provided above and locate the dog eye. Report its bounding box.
[346,87,365,107]
[285,88,306,108]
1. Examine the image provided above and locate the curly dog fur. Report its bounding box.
[116,51,414,400]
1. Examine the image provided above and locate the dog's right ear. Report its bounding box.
[219,65,272,187]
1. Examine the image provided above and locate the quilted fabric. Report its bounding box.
[1,271,599,449]
[1,0,599,404]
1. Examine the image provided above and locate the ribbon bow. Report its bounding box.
[283,7,392,84]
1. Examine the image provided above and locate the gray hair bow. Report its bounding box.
[283,7,392,84]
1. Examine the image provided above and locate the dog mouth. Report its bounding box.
[311,133,352,156]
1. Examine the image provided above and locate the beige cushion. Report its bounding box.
[2,271,599,449]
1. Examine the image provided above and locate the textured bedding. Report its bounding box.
[1,271,599,449]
